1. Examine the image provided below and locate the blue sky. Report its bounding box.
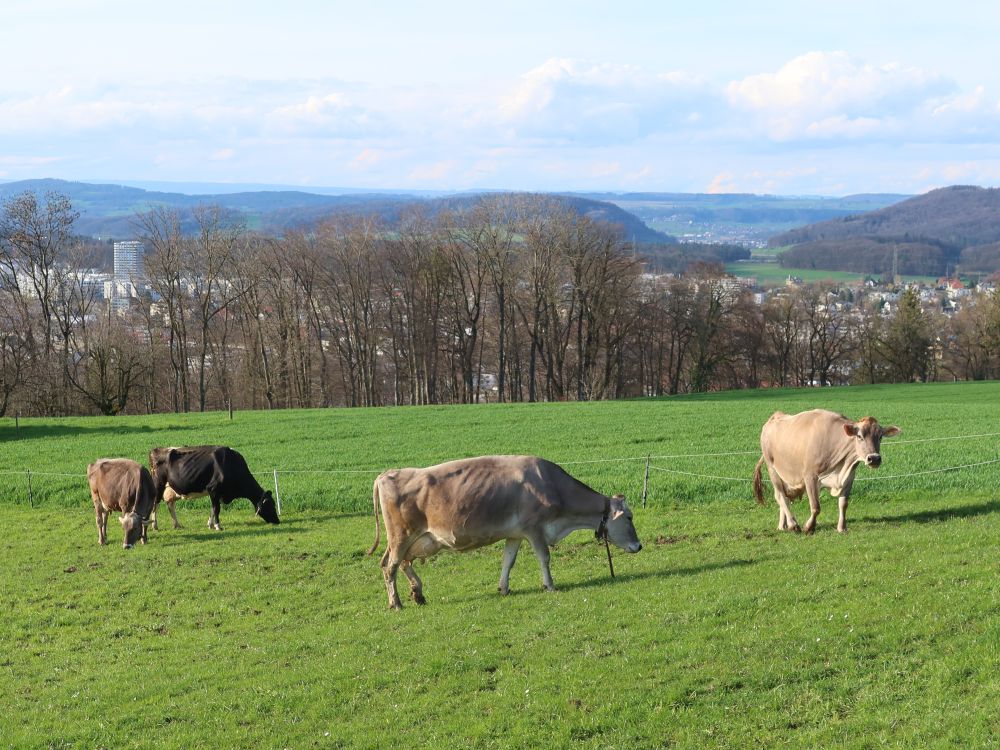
[3,0,999,195]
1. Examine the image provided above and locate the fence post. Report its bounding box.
[15,412,20,437]
[642,454,650,508]
[26,469,33,508]
[228,400,233,421]
[273,469,282,516]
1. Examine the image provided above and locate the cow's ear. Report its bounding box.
[843,423,858,437]
[882,426,901,437]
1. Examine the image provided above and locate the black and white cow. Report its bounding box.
[149,445,280,531]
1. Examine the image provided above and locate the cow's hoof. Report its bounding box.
[412,592,427,605]
[389,600,403,611]
[790,524,801,533]
[837,526,848,534]
[498,586,509,596]
[804,525,816,535]
[543,585,556,593]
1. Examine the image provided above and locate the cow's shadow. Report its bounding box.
[151,520,310,544]
[861,498,1000,526]
[475,556,760,599]
[551,556,760,593]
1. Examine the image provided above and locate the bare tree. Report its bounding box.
[66,318,147,415]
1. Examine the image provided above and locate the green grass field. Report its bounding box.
[727,259,938,287]
[2,382,999,748]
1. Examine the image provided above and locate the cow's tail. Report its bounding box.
[753,456,767,505]
[366,478,381,556]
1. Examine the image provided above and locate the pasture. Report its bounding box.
[1,382,999,748]
[725,261,937,287]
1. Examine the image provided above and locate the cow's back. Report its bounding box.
[381,456,567,548]
[88,458,153,514]
[762,409,851,478]
[161,446,224,495]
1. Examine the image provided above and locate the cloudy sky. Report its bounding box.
[3,0,999,195]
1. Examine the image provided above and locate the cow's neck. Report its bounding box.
[544,494,610,546]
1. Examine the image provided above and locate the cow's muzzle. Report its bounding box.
[866,454,882,468]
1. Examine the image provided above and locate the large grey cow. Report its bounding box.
[87,458,156,549]
[367,455,643,609]
[753,409,900,534]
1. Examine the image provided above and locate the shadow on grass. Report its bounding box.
[862,498,1000,526]
[149,519,311,544]
[554,555,760,592]
[445,556,763,601]
[0,423,185,443]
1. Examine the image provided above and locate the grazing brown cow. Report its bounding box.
[87,458,156,549]
[753,409,901,534]
[368,455,643,609]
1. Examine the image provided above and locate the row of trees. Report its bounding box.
[3,191,1000,417]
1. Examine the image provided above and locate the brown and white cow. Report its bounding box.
[87,458,157,549]
[753,409,900,534]
[367,455,643,609]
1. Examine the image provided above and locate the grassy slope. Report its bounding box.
[1,382,999,748]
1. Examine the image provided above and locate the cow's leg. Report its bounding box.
[167,500,181,529]
[207,496,223,531]
[526,532,555,592]
[772,489,799,532]
[95,505,107,545]
[381,549,404,610]
[498,538,522,595]
[767,468,799,532]
[837,495,849,533]
[151,500,158,531]
[401,561,426,605]
[803,478,821,535]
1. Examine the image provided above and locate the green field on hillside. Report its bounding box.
[726,261,938,286]
[1,383,999,748]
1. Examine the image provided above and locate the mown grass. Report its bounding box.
[1,382,999,748]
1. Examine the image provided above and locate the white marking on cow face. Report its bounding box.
[844,418,901,469]
[119,512,142,548]
[606,495,642,553]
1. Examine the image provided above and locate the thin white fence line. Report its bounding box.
[891,431,1000,445]
[853,457,1000,481]
[0,470,82,477]
[649,455,1000,485]
[270,450,761,474]
[275,468,382,475]
[648,465,750,482]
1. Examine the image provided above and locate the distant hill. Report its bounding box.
[0,179,672,244]
[767,185,1000,275]
[579,191,910,246]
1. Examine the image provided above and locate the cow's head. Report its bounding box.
[118,512,144,549]
[844,417,901,468]
[255,491,280,524]
[605,495,642,553]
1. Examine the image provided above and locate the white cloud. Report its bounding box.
[266,93,375,137]
[496,58,713,144]
[727,51,955,141]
